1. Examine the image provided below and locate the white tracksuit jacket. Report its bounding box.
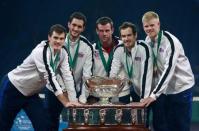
[63,35,93,103]
[8,41,77,101]
[145,31,195,99]
[110,40,153,98]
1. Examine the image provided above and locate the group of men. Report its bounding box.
[0,11,195,131]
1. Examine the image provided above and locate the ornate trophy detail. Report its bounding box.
[115,109,123,124]
[99,109,106,124]
[72,108,77,123]
[85,76,126,104]
[83,109,89,124]
[141,109,146,124]
[131,109,137,124]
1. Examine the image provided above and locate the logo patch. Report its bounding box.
[94,51,100,58]
[78,52,84,57]
[159,48,164,53]
[135,57,141,61]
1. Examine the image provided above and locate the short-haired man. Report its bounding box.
[141,11,195,131]
[92,17,131,104]
[110,22,153,103]
[44,12,93,130]
[0,24,79,131]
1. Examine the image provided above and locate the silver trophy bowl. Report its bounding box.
[85,76,126,105]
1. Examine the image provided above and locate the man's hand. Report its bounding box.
[64,101,82,107]
[140,97,156,107]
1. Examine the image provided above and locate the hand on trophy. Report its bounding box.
[140,97,156,107]
[127,101,146,107]
[64,101,82,107]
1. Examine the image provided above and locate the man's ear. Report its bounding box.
[158,21,160,27]
[48,35,51,41]
[135,33,138,39]
[82,26,85,32]
[68,22,70,29]
[111,27,114,34]
[96,28,99,34]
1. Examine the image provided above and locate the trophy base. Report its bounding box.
[98,97,111,105]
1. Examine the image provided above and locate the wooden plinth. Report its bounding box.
[63,125,149,131]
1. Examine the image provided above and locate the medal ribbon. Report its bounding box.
[66,34,80,69]
[125,50,133,78]
[97,41,114,74]
[150,31,162,69]
[49,46,60,74]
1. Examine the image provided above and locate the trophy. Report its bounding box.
[85,76,126,104]
[63,76,149,131]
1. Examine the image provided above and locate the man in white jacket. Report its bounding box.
[141,11,195,131]
[44,12,93,130]
[0,24,79,131]
[110,22,153,102]
[92,17,131,104]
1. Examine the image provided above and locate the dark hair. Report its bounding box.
[68,12,87,26]
[119,22,137,35]
[96,16,113,29]
[48,24,67,37]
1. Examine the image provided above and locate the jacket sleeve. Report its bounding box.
[110,47,123,77]
[32,44,63,96]
[79,45,94,103]
[140,44,153,98]
[59,49,77,101]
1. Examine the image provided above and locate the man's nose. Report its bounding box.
[123,36,128,41]
[74,26,79,31]
[56,39,62,43]
[103,32,108,36]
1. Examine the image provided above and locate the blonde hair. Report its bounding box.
[142,11,159,23]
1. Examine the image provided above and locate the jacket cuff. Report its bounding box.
[150,93,157,100]
[79,94,87,103]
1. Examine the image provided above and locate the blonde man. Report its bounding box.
[141,11,195,131]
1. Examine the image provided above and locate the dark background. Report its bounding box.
[0,0,199,95]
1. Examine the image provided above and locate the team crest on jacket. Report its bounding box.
[94,51,100,58]
[135,57,141,61]
[78,52,84,57]
[159,48,164,53]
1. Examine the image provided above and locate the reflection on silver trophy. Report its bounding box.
[85,76,126,104]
